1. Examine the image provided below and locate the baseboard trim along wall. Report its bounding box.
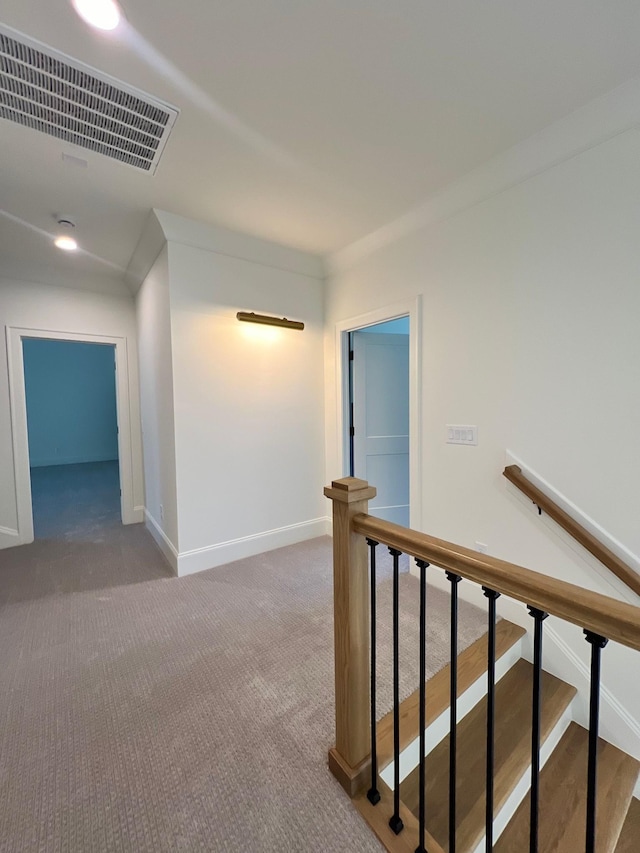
[144,509,178,573]
[0,525,20,549]
[177,517,331,577]
[130,505,145,525]
[543,625,640,761]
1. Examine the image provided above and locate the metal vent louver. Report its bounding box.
[0,24,178,172]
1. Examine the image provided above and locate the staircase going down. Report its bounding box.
[324,477,640,853]
[381,619,640,853]
[495,723,638,852]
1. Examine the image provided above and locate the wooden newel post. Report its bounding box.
[324,476,377,797]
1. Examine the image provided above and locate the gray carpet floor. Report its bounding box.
[0,512,488,851]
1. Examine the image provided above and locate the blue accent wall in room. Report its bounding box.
[23,339,119,468]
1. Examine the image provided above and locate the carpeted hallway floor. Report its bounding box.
[0,517,488,852]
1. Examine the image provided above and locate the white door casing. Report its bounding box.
[6,326,139,545]
[334,296,422,530]
[352,331,410,526]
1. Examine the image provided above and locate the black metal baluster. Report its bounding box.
[483,587,501,851]
[367,538,381,805]
[446,572,461,853]
[415,559,430,853]
[389,547,404,835]
[584,631,608,853]
[527,607,548,853]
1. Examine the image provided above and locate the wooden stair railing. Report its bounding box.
[351,513,640,650]
[324,477,640,853]
[503,464,640,598]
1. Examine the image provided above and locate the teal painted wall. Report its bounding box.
[23,339,119,468]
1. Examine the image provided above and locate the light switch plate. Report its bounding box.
[446,424,478,445]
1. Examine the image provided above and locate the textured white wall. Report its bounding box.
[325,129,640,746]
[327,130,640,562]
[0,277,144,548]
[136,247,179,557]
[167,237,326,572]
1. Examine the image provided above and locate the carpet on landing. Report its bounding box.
[0,527,488,852]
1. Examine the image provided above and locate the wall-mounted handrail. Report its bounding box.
[352,513,640,652]
[503,464,640,598]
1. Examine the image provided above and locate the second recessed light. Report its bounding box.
[71,0,122,31]
[54,216,78,251]
[54,235,79,252]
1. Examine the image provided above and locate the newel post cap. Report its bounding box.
[324,477,377,503]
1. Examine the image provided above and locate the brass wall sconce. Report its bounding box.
[236,311,304,331]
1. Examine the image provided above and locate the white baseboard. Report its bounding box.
[544,626,640,798]
[144,509,178,573]
[177,517,330,577]
[0,524,20,550]
[543,625,640,763]
[130,505,145,524]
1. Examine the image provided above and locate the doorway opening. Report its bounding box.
[341,311,416,528]
[22,338,121,541]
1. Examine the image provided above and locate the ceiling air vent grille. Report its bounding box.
[0,25,179,172]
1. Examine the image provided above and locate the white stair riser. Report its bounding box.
[471,703,573,853]
[380,637,523,788]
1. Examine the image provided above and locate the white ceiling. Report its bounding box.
[2,0,640,292]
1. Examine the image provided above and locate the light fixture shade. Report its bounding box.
[237,311,304,331]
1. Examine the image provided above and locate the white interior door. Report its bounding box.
[352,331,409,526]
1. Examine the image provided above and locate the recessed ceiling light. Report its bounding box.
[54,235,79,252]
[71,0,122,31]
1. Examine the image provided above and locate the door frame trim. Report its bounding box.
[334,297,422,530]
[6,325,137,545]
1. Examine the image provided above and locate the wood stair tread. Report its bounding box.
[400,658,576,853]
[495,722,640,853]
[377,619,525,771]
[616,796,640,853]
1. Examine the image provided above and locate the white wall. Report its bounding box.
[0,277,144,548]
[166,233,326,574]
[325,129,640,752]
[136,246,179,565]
